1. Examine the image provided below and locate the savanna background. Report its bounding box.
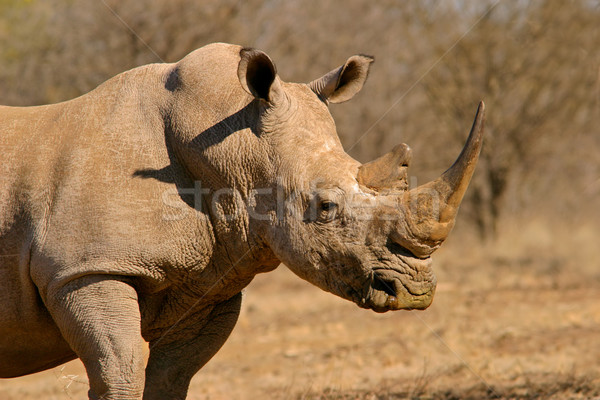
[1,0,599,399]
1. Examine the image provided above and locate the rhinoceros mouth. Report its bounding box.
[360,244,437,313]
[365,269,435,312]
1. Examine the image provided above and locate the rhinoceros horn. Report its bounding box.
[357,143,412,191]
[404,101,485,255]
[360,102,485,258]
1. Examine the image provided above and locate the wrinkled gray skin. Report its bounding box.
[0,43,485,399]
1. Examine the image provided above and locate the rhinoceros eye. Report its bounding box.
[318,200,338,222]
[320,201,336,211]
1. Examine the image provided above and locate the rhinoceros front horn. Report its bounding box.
[393,102,486,257]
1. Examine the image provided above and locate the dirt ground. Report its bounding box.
[1,221,599,399]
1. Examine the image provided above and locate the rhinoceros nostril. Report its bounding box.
[372,273,397,298]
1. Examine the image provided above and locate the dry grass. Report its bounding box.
[1,219,599,399]
[300,372,599,400]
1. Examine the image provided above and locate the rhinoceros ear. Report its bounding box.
[238,48,283,104]
[309,55,374,104]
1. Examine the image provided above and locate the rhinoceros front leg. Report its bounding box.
[142,292,242,400]
[45,275,146,400]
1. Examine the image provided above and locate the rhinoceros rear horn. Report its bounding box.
[357,143,412,191]
[309,55,374,104]
[238,48,283,104]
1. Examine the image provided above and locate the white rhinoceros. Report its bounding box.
[0,43,484,399]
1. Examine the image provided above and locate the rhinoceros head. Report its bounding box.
[167,44,484,312]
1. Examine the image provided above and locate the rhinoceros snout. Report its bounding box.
[363,267,436,313]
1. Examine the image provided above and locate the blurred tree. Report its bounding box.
[0,0,597,240]
[0,0,54,105]
[0,0,261,105]
[414,0,600,239]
